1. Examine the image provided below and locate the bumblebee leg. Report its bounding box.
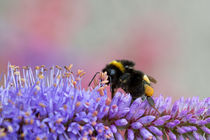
[141,95,147,101]
[147,96,160,115]
[111,85,117,99]
[147,96,155,106]
[132,96,137,102]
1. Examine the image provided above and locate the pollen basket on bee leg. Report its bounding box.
[144,85,154,97]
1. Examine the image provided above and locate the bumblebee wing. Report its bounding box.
[119,73,131,87]
[148,75,157,84]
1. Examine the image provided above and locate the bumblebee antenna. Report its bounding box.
[88,72,100,86]
[147,96,160,115]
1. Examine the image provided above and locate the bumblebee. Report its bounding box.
[89,60,158,110]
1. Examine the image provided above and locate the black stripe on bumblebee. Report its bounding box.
[88,60,159,114]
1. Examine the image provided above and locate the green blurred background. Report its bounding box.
[0,1,209,100]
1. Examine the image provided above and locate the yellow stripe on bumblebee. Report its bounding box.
[143,74,151,84]
[109,60,125,73]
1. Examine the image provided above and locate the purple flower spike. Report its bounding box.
[0,64,209,139]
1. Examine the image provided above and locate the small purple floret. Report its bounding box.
[131,122,142,129]
[115,119,128,126]
[140,127,153,139]
[148,126,163,136]
[138,115,156,124]
[168,130,176,140]
[127,129,134,140]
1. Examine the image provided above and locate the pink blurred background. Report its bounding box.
[0,1,209,100]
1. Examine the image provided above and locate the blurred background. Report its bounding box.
[0,1,209,100]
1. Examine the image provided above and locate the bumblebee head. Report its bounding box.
[102,60,125,84]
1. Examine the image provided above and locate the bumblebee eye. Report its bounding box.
[110,69,116,75]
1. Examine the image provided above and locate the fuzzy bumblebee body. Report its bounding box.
[101,60,156,102]
[89,59,157,108]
